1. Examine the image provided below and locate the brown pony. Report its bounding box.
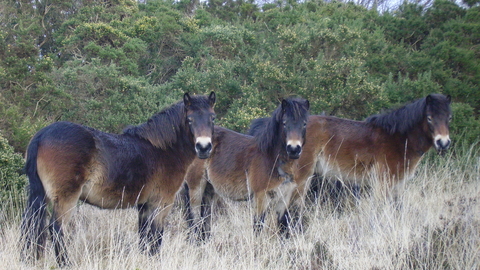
[249,94,452,232]
[20,92,216,266]
[183,98,310,240]
[270,94,452,230]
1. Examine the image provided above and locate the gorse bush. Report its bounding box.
[0,0,479,205]
[0,134,26,207]
[52,59,183,134]
[1,0,479,152]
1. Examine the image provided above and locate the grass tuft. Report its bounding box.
[1,144,479,269]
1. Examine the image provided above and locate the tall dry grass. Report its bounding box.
[1,143,479,270]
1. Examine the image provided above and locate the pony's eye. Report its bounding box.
[187,117,193,124]
[212,116,216,123]
[283,120,287,127]
[427,116,433,123]
[448,116,452,122]
[303,121,307,128]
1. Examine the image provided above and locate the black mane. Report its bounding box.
[366,94,450,135]
[248,117,268,137]
[366,97,426,135]
[123,95,212,149]
[254,98,309,153]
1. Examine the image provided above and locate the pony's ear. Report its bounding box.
[281,99,288,111]
[305,100,310,110]
[426,94,433,105]
[446,94,451,104]
[208,91,216,107]
[184,93,192,108]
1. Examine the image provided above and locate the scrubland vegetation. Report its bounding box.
[1,139,479,269]
[1,0,479,268]
[1,0,479,152]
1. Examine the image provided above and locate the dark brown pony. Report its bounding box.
[20,92,216,266]
[183,98,310,240]
[267,94,452,229]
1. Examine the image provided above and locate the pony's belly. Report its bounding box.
[209,177,251,201]
[80,178,144,209]
[80,182,128,208]
[315,155,371,185]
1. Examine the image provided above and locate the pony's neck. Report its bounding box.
[404,123,433,157]
[144,121,195,160]
[172,126,196,155]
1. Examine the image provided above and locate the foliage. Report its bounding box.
[450,103,480,146]
[0,134,26,207]
[1,0,479,200]
[51,58,182,132]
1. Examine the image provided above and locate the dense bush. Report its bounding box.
[2,0,479,147]
[0,134,26,206]
[0,0,479,202]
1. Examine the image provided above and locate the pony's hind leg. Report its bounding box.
[45,187,83,267]
[37,152,87,266]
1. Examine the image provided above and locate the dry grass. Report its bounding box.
[1,145,479,270]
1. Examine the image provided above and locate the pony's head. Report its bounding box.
[184,92,216,159]
[424,94,452,154]
[278,98,310,159]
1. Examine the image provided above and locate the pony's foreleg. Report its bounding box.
[377,176,405,209]
[277,162,316,236]
[199,182,215,242]
[179,183,194,227]
[275,181,301,236]
[253,190,269,233]
[138,202,173,256]
[138,203,164,255]
[137,203,150,252]
[185,160,211,242]
[187,177,210,241]
[290,178,315,233]
[371,165,398,202]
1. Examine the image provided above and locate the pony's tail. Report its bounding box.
[20,133,48,262]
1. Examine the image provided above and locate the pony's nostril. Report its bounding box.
[444,140,451,149]
[196,142,212,153]
[287,145,302,157]
[195,142,212,159]
[436,139,451,150]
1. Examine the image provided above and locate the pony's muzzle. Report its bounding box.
[195,137,212,159]
[286,143,302,159]
[435,138,451,151]
[434,135,451,151]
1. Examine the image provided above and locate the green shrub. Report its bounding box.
[450,102,480,147]
[0,133,26,209]
[0,103,52,152]
[220,86,268,132]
